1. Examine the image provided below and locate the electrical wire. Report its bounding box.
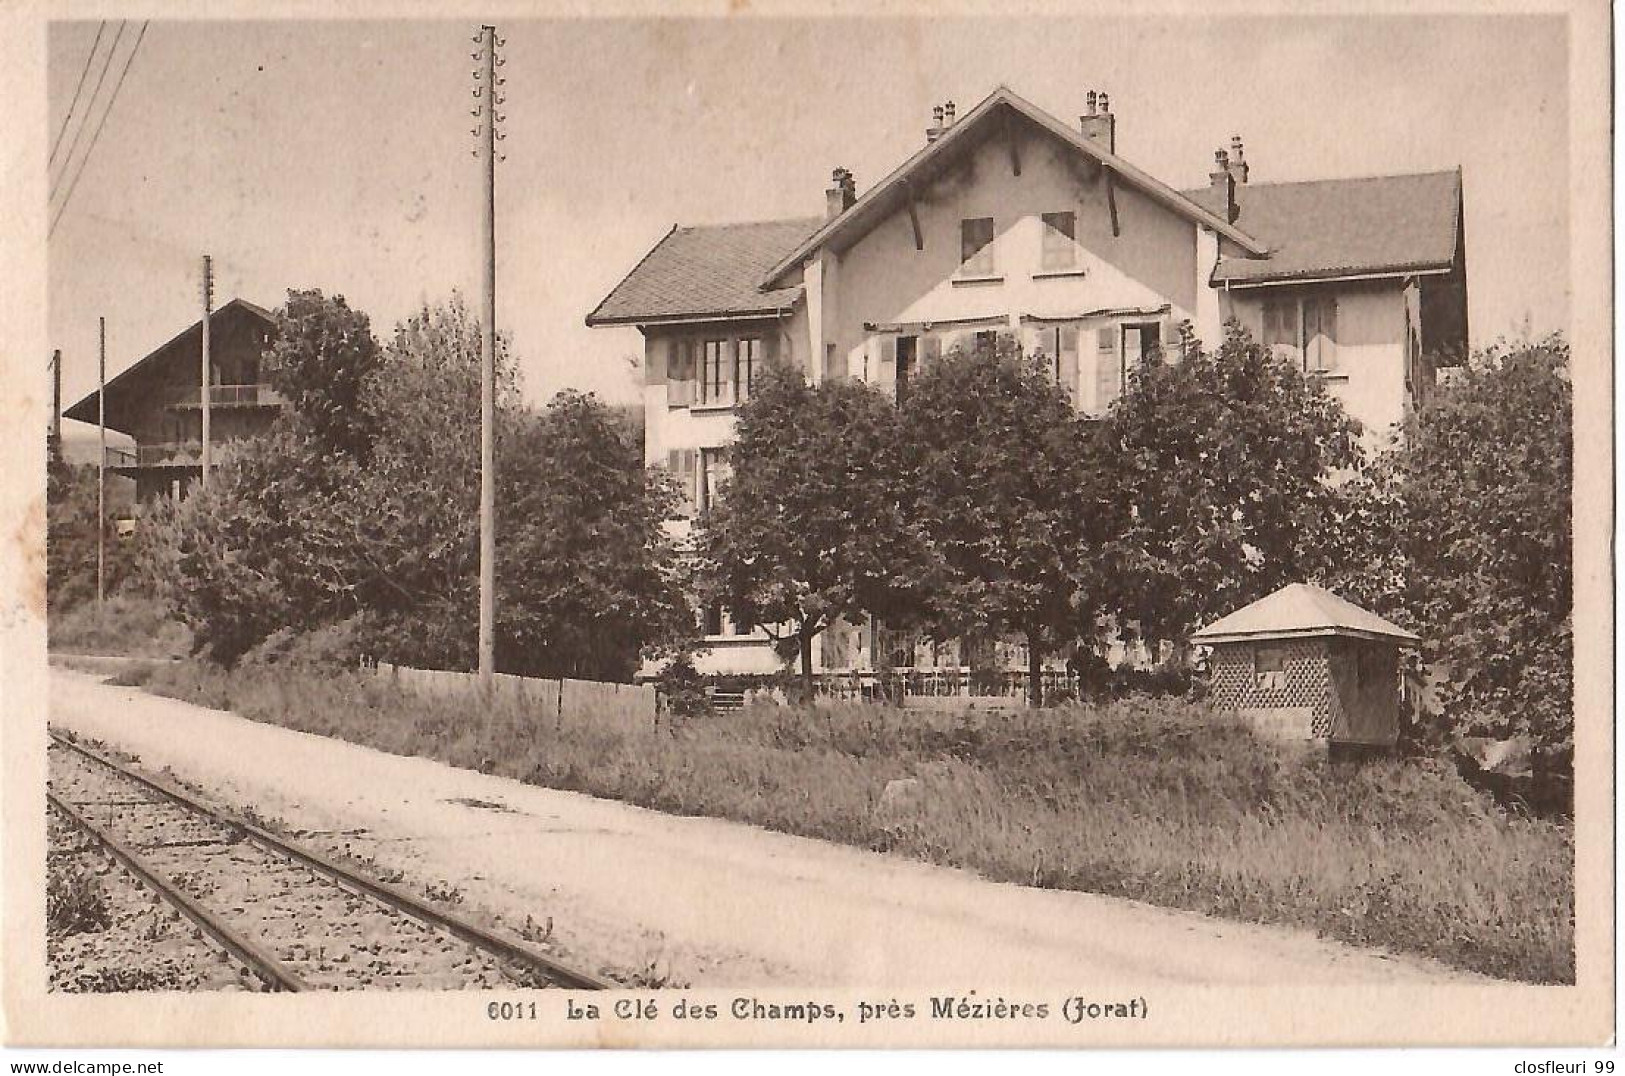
[48,19,124,197]
[47,21,107,169]
[49,20,148,238]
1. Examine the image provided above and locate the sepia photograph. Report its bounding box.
[2,0,1612,1054]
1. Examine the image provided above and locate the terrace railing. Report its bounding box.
[167,383,286,408]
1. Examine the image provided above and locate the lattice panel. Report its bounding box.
[1209,641,1333,738]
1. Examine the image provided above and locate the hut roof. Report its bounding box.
[1190,584,1420,646]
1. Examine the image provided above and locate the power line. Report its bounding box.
[47,21,107,169]
[49,20,148,238]
[48,19,124,198]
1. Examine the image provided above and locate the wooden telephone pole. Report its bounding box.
[200,254,213,487]
[472,25,504,697]
[96,318,106,606]
[48,349,62,463]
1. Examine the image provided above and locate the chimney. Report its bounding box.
[826,166,856,220]
[1228,134,1249,184]
[1079,89,1115,153]
[926,104,945,143]
[943,100,956,127]
[1209,148,1238,223]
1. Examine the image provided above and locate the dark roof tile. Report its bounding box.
[586,217,823,326]
[1182,170,1462,284]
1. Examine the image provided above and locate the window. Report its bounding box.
[666,448,698,516]
[1254,644,1288,690]
[895,335,917,407]
[700,340,730,405]
[702,604,752,638]
[973,329,998,354]
[735,337,760,402]
[1040,211,1077,271]
[1262,299,1298,363]
[699,447,730,513]
[1302,296,1338,373]
[960,217,995,276]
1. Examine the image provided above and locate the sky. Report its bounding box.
[47,14,1569,440]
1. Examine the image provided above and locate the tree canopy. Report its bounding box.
[1101,323,1364,654]
[694,358,924,700]
[901,336,1118,706]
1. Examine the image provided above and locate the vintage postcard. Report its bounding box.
[0,0,1613,1052]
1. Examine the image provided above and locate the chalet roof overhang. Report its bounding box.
[63,298,276,433]
[761,85,1270,291]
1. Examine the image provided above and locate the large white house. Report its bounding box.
[587,86,1469,678]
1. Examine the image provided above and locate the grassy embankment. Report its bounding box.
[114,655,1575,985]
[49,595,191,660]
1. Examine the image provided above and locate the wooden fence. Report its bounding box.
[373,662,657,736]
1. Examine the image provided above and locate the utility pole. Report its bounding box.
[472,25,504,697]
[200,253,213,488]
[48,349,61,465]
[97,318,106,607]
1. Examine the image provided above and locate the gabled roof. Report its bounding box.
[1191,583,1420,646]
[761,85,1269,290]
[64,298,276,432]
[585,217,823,327]
[1180,169,1463,286]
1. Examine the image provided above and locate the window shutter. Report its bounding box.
[727,339,740,404]
[1096,326,1122,409]
[877,335,897,396]
[921,332,941,370]
[1161,320,1182,355]
[763,331,779,367]
[670,340,693,406]
[678,449,698,514]
[1323,298,1338,370]
[1058,325,1080,406]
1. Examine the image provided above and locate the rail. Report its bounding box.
[47,789,307,991]
[49,731,613,991]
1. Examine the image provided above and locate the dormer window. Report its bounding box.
[960,217,995,276]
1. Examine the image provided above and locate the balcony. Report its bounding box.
[167,383,287,409]
[106,442,204,469]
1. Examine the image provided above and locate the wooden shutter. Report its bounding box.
[920,332,941,371]
[669,340,693,406]
[1161,320,1182,357]
[1096,326,1121,409]
[1322,298,1338,370]
[877,335,897,397]
[676,449,698,514]
[1058,325,1080,407]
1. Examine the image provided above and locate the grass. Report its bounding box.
[49,595,191,659]
[137,657,1575,984]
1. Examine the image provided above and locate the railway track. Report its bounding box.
[48,730,611,992]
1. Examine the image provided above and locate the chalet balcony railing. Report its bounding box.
[167,383,286,408]
[105,441,204,469]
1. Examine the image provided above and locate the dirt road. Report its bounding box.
[48,668,1472,987]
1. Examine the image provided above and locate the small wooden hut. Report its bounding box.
[1191,584,1420,747]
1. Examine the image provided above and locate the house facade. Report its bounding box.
[587,86,1469,679]
[64,299,284,502]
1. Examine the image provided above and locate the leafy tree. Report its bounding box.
[902,336,1119,707]
[145,294,690,679]
[263,289,382,459]
[1102,323,1363,656]
[138,430,365,663]
[47,462,139,612]
[496,391,693,681]
[1325,336,1573,776]
[695,359,924,701]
